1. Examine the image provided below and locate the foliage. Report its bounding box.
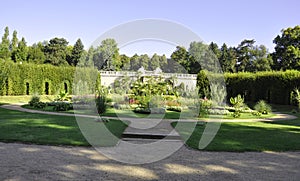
[53,101,73,111]
[272,25,300,70]
[93,38,120,70]
[0,61,98,95]
[199,98,213,117]
[197,70,300,105]
[44,37,69,66]
[0,27,11,60]
[55,90,71,101]
[230,94,244,118]
[68,38,84,66]
[28,95,41,107]
[166,106,182,112]
[254,100,272,114]
[291,88,300,110]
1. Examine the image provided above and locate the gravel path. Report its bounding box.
[0,142,299,180]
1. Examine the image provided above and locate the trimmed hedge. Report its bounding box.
[197,70,300,105]
[0,61,99,96]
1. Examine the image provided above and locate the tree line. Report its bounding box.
[0,25,299,73]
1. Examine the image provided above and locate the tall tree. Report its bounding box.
[252,45,273,71]
[208,42,221,60]
[93,38,120,70]
[0,27,10,60]
[149,53,160,70]
[10,30,18,52]
[119,54,130,70]
[130,54,140,71]
[14,37,28,62]
[219,43,237,72]
[236,39,256,72]
[171,46,189,73]
[27,42,46,64]
[138,54,150,70]
[44,37,69,66]
[272,25,300,70]
[159,54,168,71]
[78,46,94,67]
[69,38,84,66]
[189,41,218,73]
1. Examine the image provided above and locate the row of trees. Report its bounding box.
[0,25,299,73]
[0,27,85,66]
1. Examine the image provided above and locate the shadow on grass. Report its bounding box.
[172,119,300,152]
[0,108,127,147]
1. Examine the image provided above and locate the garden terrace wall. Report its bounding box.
[197,70,300,105]
[0,61,99,96]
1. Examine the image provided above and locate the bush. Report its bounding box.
[254,100,272,114]
[95,96,107,114]
[198,99,213,117]
[113,103,130,110]
[166,106,182,112]
[229,94,245,118]
[197,70,300,105]
[33,102,47,109]
[53,102,73,111]
[134,107,151,114]
[208,108,230,115]
[29,95,40,107]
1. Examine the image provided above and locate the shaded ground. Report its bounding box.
[0,142,299,180]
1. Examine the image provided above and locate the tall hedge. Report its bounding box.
[197,70,300,105]
[0,61,99,96]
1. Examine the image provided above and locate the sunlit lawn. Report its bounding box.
[0,107,127,146]
[172,115,300,151]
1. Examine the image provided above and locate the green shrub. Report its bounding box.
[34,102,47,109]
[198,99,213,117]
[53,102,73,111]
[166,106,182,112]
[229,94,245,118]
[29,95,40,107]
[0,61,98,96]
[197,70,300,105]
[55,91,71,101]
[208,109,230,115]
[134,107,151,114]
[95,96,107,114]
[252,111,262,116]
[291,88,300,110]
[254,100,272,114]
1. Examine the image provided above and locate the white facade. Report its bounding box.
[99,67,197,91]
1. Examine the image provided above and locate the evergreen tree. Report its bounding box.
[14,37,28,62]
[0,27,10,60]
[44,37,69,66]
[149,53,160,70]
[69,38,84,66]
[27,42,46,64]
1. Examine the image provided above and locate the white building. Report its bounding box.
[99,67,197,91]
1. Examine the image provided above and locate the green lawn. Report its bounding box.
[172,116,300,151]
[0,107,128,146]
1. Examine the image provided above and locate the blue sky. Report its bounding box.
[0,0,299,57]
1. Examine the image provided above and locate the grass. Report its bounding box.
[0,107,128,147]
[0,95,56,104]
[172,116,300,151]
